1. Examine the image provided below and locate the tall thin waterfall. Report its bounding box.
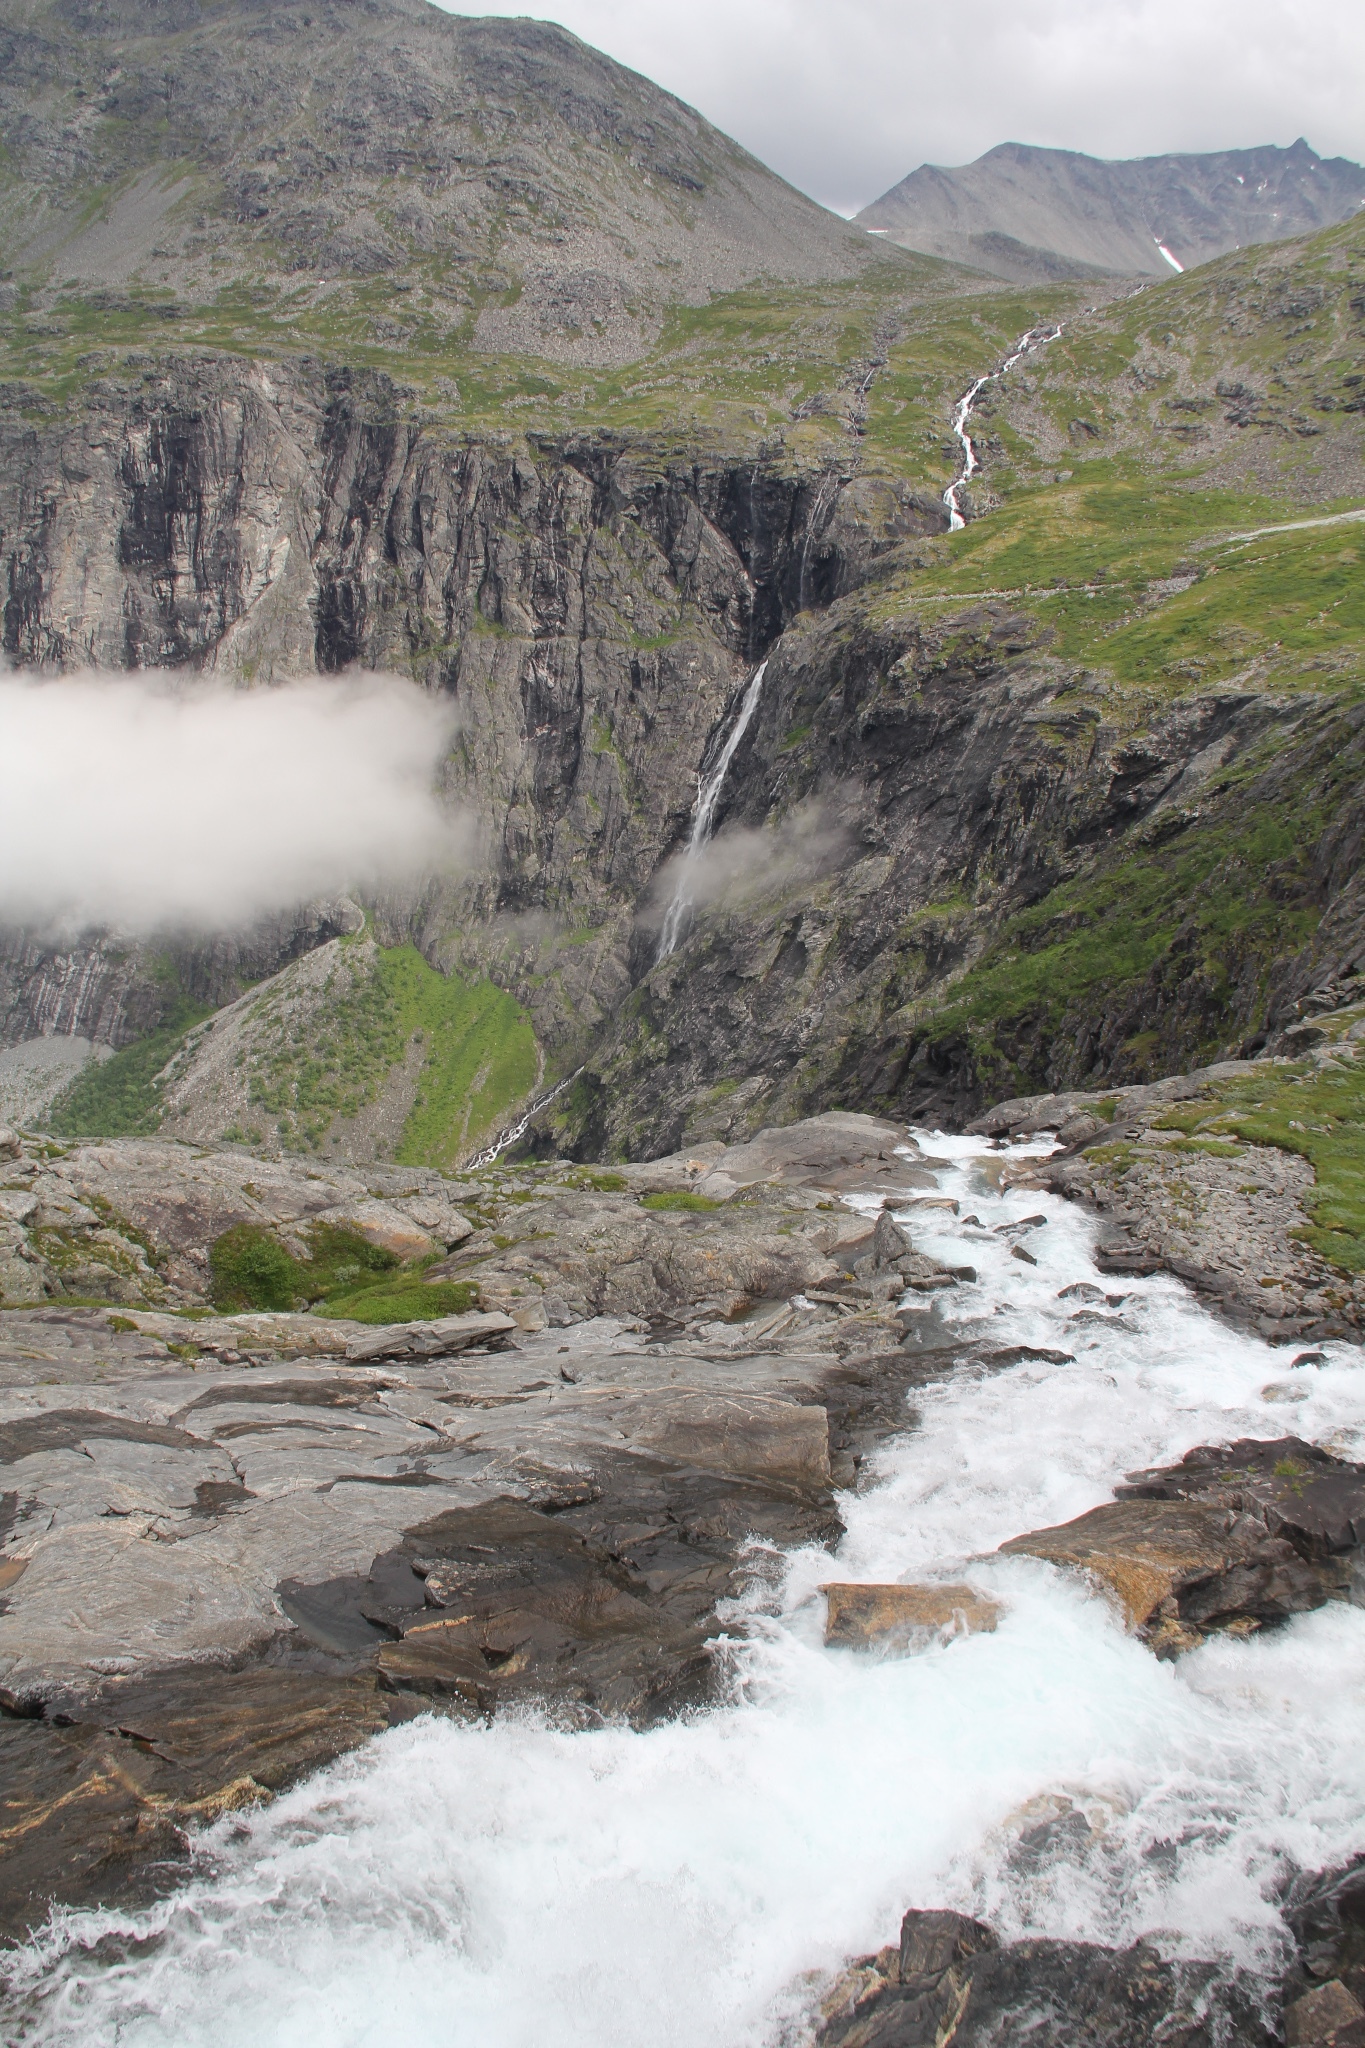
[943,323,1062,531]
[656,659,769,962]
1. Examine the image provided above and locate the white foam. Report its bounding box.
[7,1135,1365,2045]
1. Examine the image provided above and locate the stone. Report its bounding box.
[1285,1983,1365,2048]
[818,1906,1271,2048]
[821,1582,1001,1648]
[871,1209,914,1269]
[343,1311,516,1361]
[1001,1436,1365,1652]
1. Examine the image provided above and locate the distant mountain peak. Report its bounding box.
[856,139,1365,283]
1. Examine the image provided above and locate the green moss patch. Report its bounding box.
[323,1278,479,1323]
[1197,1057,1365,1272]
[640,1190,723,1212]
[230,942,540,1166]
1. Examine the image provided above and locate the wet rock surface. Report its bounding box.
[1001,1436,1365,1655]
[0,1112,948,1939]
[817,1907,1274,2048]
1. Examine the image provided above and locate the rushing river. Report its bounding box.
[8,1133,1365,2046]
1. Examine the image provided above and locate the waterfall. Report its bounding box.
[468,1069,581,1168]
[656,660,769,962]
[943,323,1062,531]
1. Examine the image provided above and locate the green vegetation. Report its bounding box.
[876,462,1365,701]
[387,949,539,1171]
[323,1277,480,1323]
[640,1190,722,1212]
[1193,1049,1365,1271]
[208,1219,479,1320]
[221,942,538,1165]
[47,994,211,1138]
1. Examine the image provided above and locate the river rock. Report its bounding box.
[1284,1854,1365,2033]
[1000,1436,1365,1653]
[822,1581,1001,1648]
[1284,1983,1365,2048]
[817,1906,1271,2047]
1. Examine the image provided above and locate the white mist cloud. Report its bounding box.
[0,673,465,934]
[647,800,851,931]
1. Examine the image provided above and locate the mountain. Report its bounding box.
[0,0,1363,1178]
[856,139,1365,282]
[0,0,885,363]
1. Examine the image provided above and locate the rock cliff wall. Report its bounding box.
[0,358,943,1058]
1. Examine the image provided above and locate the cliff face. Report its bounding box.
[560,600,1364,1158]
[0,355,944,1060]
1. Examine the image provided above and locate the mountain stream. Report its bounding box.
[8,1132,1365,2046]
[944,326,1063,529]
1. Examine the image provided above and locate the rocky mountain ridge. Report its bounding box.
[0,0,885,366]
[858,138,1365,282]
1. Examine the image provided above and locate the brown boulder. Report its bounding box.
[1001,1436,1365,1654]
[822,1582,1001,1649]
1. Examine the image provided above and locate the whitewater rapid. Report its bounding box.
[8,1133,1365,2047]
[944,326,1063,530]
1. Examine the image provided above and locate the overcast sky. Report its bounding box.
[442,0,1365,216]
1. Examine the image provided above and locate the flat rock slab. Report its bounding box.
[0,1666,414,1942]
[822,1581,1001,1648]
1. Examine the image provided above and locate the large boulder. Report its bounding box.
[1000,1437,1365,1654]
[818,1907,1271,2047]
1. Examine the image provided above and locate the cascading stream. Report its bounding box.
[656,659,769,961]
[943,324,1063,531]
[468,1069,583,1168]
[8,1133,1365,2047]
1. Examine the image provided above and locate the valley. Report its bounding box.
[1,0,1364,2039]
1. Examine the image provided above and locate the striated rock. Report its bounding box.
[0,1668,413,1940]
[1001,1436,1365,1654]
[822,1582,1001,1649]
[343,1312,516,1362]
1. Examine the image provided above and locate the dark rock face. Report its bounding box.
[362,1452,840,1722]
[1284,1859,1365,2044]
[1001,1437,1365,1655]
[0,1668,412,1934]
[818,1907,1273,2047]
[857,139,1365,281]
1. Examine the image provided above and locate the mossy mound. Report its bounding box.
[208,1220,475,1321]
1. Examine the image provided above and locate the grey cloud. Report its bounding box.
[451,0,1364,215]
[0,673,468,934]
